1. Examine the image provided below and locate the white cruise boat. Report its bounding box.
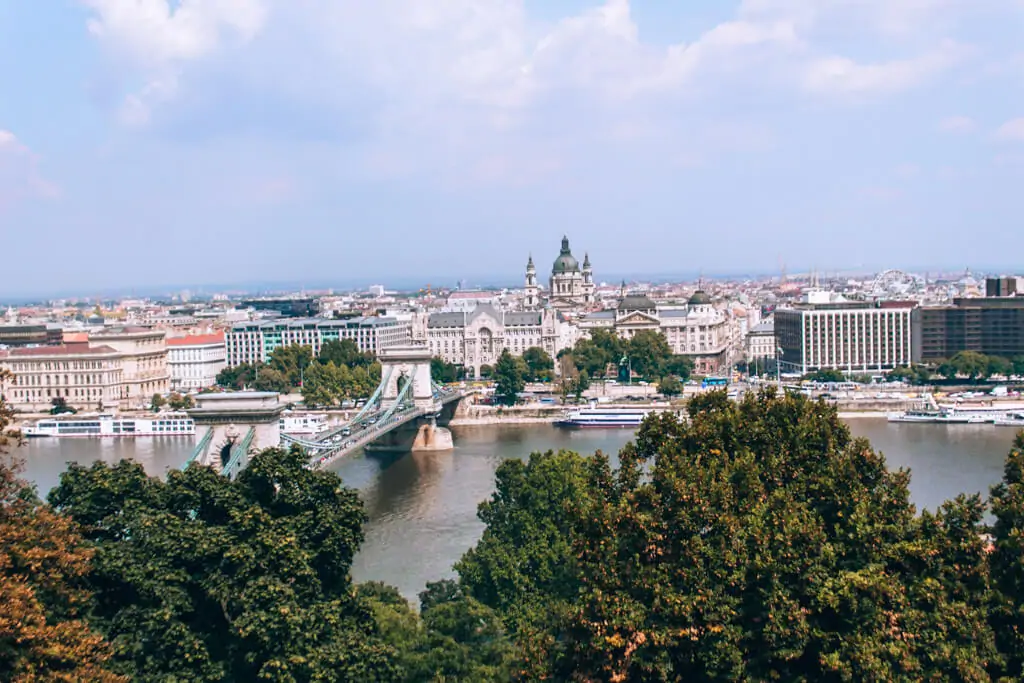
[994,412,1024,427]
[555,406,652,429]
[279,412,329,436]
[23,413,195,438]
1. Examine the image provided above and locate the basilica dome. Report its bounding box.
[552,236,580,273]
[688,290,712,305]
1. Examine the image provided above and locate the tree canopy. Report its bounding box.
[48,446,400,682]
[521,347,554,382]
[0,370,124,682]
[493,350,526,406]
[455,389,1011,681]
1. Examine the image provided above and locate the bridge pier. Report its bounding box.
[185,392,284,472]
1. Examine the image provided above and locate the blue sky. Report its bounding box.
[1,0,1022,296]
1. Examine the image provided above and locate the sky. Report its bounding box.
[0,0,1022,297]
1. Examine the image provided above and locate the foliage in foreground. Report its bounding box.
[0,370,123,682]
[48,446,400,682]
[458,389,1020,681]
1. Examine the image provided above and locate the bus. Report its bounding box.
[701,377,729,389]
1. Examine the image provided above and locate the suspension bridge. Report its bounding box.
[181,345,467,476]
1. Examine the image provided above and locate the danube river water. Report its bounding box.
[15,420,1020,599]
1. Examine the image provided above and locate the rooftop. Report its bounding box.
[0,343,119,359]
[167,332,225,346]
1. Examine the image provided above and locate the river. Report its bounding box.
[14,420,1020,600]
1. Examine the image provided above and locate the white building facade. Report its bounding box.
[226,317,412,367]
[775,301,915,374]
[578,290,733,375]
[424,306,566,377]
[746,320,775,361]
[167,332,227,392]
[0,343,124,412]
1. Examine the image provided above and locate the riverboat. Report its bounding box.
[888,409,1003,425]
[555,406,652,429]
[22,413,195,438]
[994,412,1024,427]
[279,412,328,436]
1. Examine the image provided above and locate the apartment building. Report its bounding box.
[226,317,412,366]
[775,296,915,375]
[167,332,226,391]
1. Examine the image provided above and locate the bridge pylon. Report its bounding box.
[379,344,437,412]
[183,392,285,475]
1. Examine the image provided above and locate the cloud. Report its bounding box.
[803,42,967,96]
[76,0,1003,183]
[0,131,58,209]
[938,115,976,132]
[994,118,1024,143]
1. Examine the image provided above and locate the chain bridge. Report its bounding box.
[181,344,467,476]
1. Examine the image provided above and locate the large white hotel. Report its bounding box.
[225,317,412,366]
[775,292,915,375]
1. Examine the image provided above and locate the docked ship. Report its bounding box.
[279,412,329,436]
[554,406,652,429]
[888,408,1012,425]
[22,413,195,438]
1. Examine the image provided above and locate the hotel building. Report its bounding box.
[422,306,564,378]
[774,294,915,375]
[225,317,412,367]
[912,283,1024,363]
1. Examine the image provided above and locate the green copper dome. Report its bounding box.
[552,236,579,273]
[688,290,712,305]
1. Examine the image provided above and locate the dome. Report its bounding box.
[688,290,712,305]
[619,294,656,311]
[552,235,579,274]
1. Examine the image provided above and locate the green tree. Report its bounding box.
[479,365,494,380]
[457,450,599,631]
[589,329,624,366]
[627,330,672,379]
[216,363,257,390]
[167,393,194,410]
[657,375,683,397]
[48,447,401,682]
[493,350,526,406]
[804,368,846,382]
[1013,356,1024,377]
[268,344,314,388]
[988,433,1024,679]
[567,339,610,379]
[522,347,554,382]
[430,357,461,384]
[252,366,290,393]
[150,393,166,411]
[987,355,1014,379]
[320,339,375,369]
[0,371,124,682]
[665,354,694,381]
[461,390,1000,681]
[950,350,990,380]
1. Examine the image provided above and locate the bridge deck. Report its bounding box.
[282,390,464,467]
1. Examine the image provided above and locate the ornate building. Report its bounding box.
[578,288,734,375]
[423,306,567,379]
[525,236,594,310]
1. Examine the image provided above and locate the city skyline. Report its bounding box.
[1,1,1022,296]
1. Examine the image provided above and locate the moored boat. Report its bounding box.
[555,406,652,429]
[22,413,195,438]
[279,412,329,436]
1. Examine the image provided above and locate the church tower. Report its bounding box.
[524,255,539,309]
[582,252,594,304]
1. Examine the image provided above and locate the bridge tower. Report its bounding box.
[374,344,453,452]
[379,344,436,410]
[184,392,285,475]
